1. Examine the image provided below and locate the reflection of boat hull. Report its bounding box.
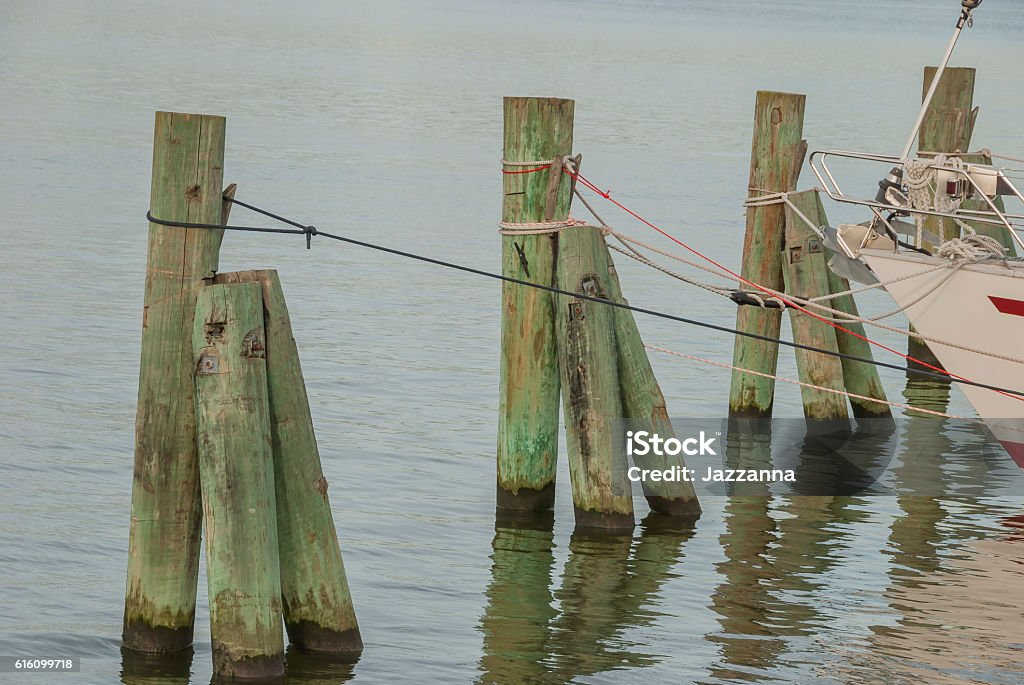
[859,248,1024,467]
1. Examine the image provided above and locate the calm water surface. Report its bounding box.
[2,1,1023,683]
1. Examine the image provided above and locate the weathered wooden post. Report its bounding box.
[781,190,850,421]
[605,253,700,516]
[807,193,893,419]
[497,97,573,512]
[910,66,976,373]
[557,219,634,530]
[124,111,225,652]
[729,92,807,417]
[214,270,362,656]
[193,282,285,679]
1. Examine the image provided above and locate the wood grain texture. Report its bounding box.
[497,97,574,511]
[214,270,361,656]
[781,191,850,420]
[606,251,700,516]
[557,225,633,530]
[810,193,893,419]
[729,92,806,418]
[193,282,284,679]
[124,111,225,652]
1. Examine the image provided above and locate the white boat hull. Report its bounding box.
[859,248,1024,467]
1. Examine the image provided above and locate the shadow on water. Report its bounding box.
[476,512,696,684]
[120,644,357,685]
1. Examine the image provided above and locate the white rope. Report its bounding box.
[498,217,588,235]
[644,343,1024,434]
[935,233,1007,261]
[505,160,1022,365]
[593,205,1024,365]
[500,158,554,167]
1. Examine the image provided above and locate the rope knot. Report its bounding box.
[305,225,317,249]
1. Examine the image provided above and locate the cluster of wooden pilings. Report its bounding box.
[123,112,361,680]
[729,65,1014,421]
[496,97,701,530]
[727,89,893,422]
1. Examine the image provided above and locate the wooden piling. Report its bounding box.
[806,193,893,419]
[729,92,807,418]
[124,111,225,652]
[557,225,634,530]
[911,66,976,372]
[497,97,573,512]
[193,282,285,679]
[605,252,700,516]
[214,270,362,656]
[781,190,849,421]
[918,66,976,170]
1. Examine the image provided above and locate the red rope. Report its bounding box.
[559,166,1023,404]
[501,165,552,175]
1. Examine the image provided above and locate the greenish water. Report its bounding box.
[1,1,1022,683]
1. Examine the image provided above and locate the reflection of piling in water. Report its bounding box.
[709,427,867,681]
[282,644,358,685]
[120,645,194,685]
[551,518,694,681]
[477,520,558,685]
[477,515,694,684]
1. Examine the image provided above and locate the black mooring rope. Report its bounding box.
[144,198,1024,399]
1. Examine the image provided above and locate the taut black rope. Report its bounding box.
[144,196,1024,399]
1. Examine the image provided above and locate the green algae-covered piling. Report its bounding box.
[729,92,807,418]
[214,270,362,656]
[781,190,850,421]
[556,223,634,530]
[806,193,893,419]
[496,97,573,512]
[605,252,700,517]
[193,282,285,679]
[123,111,225,652]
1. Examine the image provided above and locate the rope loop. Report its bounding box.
[497,217,590,235]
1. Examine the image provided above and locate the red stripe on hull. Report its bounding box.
[999,440,1024,469]
[988,295,1024,317]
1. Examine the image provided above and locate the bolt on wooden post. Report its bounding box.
[193,282,285,679]
[729,92,807,418]
[123,111,225,652]
[496,97,573,513]
[214,270,362,656]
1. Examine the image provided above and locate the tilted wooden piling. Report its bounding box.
[193,282,285,679]
[729,92,807,418]
[806,193,893,419]
[605,252,700,516]
[496,97,573,512]
[557,223,634,530]
[124,111,225,652]
[781,190,849,421]
[214,270,362,656]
